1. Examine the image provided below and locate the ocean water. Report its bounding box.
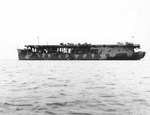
[0,59,150,115]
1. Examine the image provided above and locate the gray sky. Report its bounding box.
[0,0,149,59]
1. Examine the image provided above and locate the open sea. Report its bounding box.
[0,59,150,115]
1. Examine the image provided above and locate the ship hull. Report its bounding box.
[17,49,145,60]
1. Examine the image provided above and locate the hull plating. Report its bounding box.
[18,51,146,60]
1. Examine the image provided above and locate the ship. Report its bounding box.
[17,42,145,60]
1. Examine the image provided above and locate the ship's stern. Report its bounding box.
[17,49,26,60]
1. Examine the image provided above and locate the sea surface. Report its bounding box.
[0,59,150,115]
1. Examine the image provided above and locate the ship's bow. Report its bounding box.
[137,51,146,60]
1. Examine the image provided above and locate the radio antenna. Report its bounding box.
[37,36,39,45]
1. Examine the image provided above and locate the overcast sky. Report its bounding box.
[0,0,149,59]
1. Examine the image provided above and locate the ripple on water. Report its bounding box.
[132,99,147,102]
[3,102,33,107]
[100,95,116,98]
[45,100,83,109]
[69,112,93,115]
[46,102,67,108]
[47,78,56,80]
[109,102,125,106]
[45,111,56,115]
[104,108,116,112]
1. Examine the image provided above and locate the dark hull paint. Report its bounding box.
[18,50,146,60]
